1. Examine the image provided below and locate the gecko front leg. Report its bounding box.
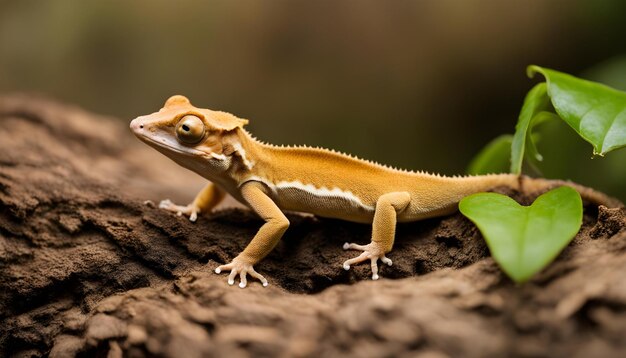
[343,191,410,280]
[215,181,289,288]
[159,182,225,222]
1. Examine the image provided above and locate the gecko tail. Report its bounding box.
[520,175,624,209]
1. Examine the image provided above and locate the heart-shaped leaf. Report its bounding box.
[459,186,582,283]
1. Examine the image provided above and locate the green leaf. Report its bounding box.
[467,135,513,175]
[529,65,626,156]
[510,83,555,174]
[459,187,582,283]
[523,111,559,167]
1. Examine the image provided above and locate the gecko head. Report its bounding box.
[130,95,249,171]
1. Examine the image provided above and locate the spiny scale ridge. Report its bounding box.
[246,131,493,179]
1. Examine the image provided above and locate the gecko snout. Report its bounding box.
[130,117,145,133]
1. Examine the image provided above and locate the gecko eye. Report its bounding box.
[176,115,205,144]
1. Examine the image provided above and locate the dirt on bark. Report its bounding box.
[1,95,625,358]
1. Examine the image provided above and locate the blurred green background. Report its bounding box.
[1,0,625,200]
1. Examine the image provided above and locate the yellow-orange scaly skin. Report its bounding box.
[130,95,620,288]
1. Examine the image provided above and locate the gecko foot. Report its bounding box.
[159,199,200,222]
[214,257,268,288]
[342,242,392,280]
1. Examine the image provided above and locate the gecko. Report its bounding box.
[130,95,620,288]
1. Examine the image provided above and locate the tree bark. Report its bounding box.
[1,95,625,357]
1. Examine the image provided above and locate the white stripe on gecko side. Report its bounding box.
[276,180,374,211]
[243,176,374,211]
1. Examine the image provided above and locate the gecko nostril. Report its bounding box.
[139,124,144,129]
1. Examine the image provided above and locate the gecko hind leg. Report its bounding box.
[342,191,410,280]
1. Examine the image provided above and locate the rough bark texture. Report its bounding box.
[1,95,625,358]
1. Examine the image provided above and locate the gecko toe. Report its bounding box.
[158,199,172,209]
[343,242,369,251]
[381,255,393,266]
[371,257,379,279]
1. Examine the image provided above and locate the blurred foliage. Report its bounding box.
[1,0,625,199]
[466,135,512,175]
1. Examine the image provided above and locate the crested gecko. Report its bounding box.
[130,95,620,288]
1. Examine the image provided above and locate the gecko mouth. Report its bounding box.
[132,131,203,156]
[132,130,225,162]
